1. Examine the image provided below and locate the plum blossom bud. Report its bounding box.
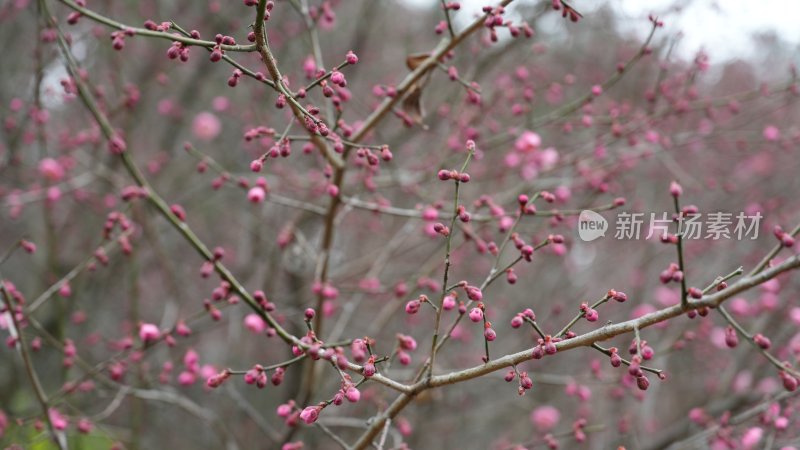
[363,357,376,377]
[669,181,683,197]
[345,50,358,65]
[138,323,161,343]
[248,186,266,203]
[405,298,421,314]
[469,307,483,322]
[299,405,322,424]
[609,348,622,367]
[724,326,738,348]
[484,324,497,341]
[753,333,771,349]
[345,386,361,403]
[465,285,483,301]
[442,294,456,310]
[780,372,798,391]
[206,369,231,388]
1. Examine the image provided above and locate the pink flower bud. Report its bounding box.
[484,326,497,341]
[345,386,360,403]
[669,181,683,197]
[138,323,161,343]
[299,406,322,424]
[247,186,266,203]
[469,307,483,322]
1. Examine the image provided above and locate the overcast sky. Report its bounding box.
[399,0,800,62]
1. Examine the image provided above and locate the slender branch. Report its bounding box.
[0,282,67,450]
[428,147,474,378]
[673,195,689,310]
[58,0,255,52]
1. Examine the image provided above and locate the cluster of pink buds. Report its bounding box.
[516,371,534,395]
[396,334,417,366]
[203,299,223,321]
[209,280,236,304]
[227,69,243,87]
[481,5,533,42]
[579,302,599,322]
[103,211,133,239]
[510,308,535,328]
[60,77,78,96]
[627,356,650,391]
[143,20,171,32]
[355,146,392,166]
[551,0,582,22]
[455,205,470,223]
[333,380,361,404]
[167,35,194,62]
[243,126,276,142]
[629,339,655,360]
[244,364,268,388]
[437,169,470,183]
[516,194,538,214]
[608,347,622,367]
[659,262,684,284]
[532,335,559,358]
[300,105,329,136]
[110,29,134,50]
[209,34,236,62]
[120,185,148,201]
[773,225,796,247]
[573,418,588,442]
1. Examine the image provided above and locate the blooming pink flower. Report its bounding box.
[192,112,221,141]
[531,405,560,431]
